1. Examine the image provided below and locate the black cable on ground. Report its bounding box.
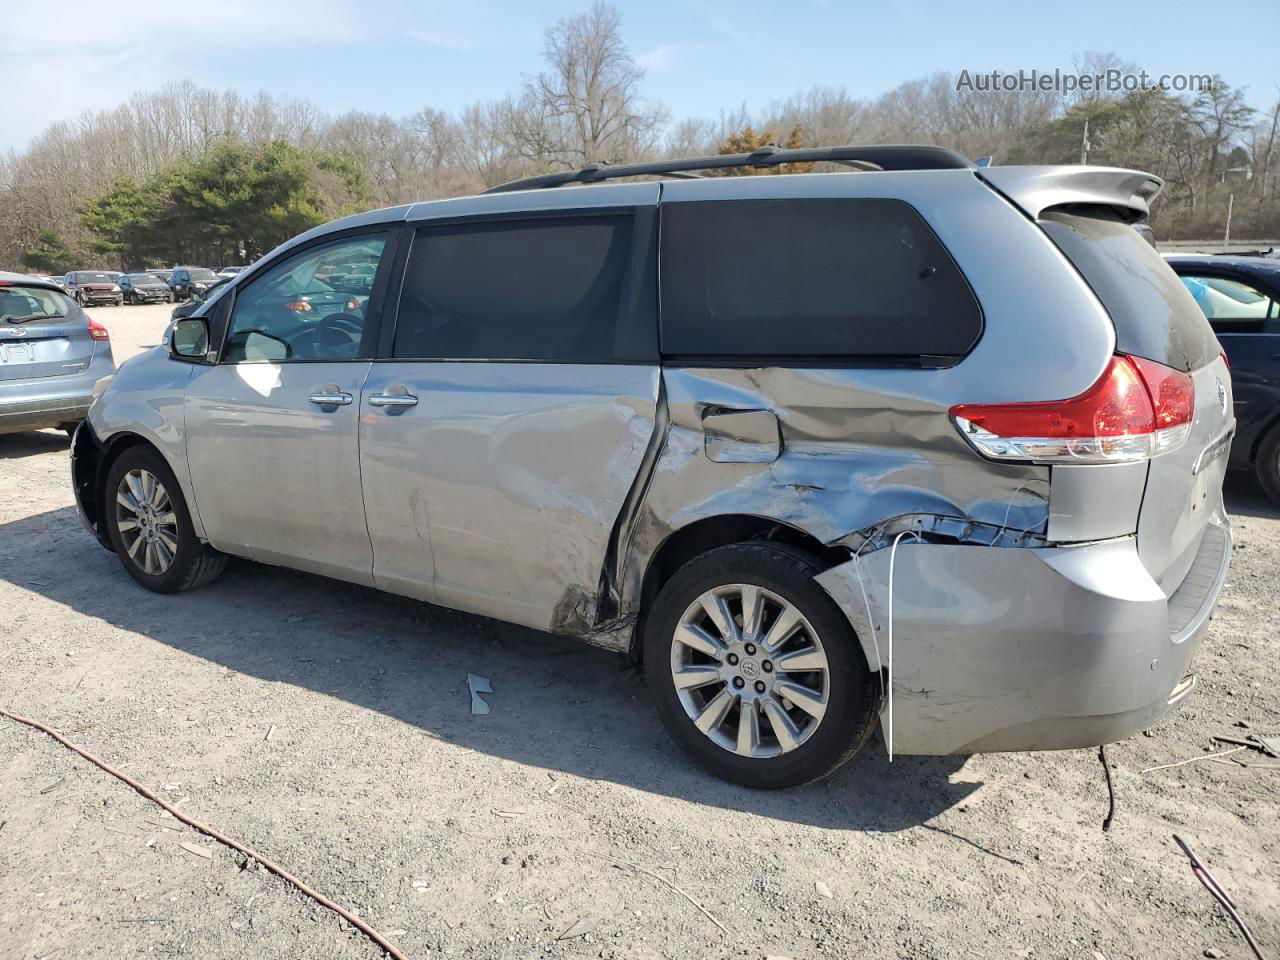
[1173,833,1267,960]
[1097,744,1116,833]
[0,706,410,960]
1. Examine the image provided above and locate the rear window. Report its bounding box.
[0,285,70,324]
[660,198,982,361]
[394,214,634,362]
[1038,209,1220,371]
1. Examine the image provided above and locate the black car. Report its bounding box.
[169,267,220,301]
[1166,255,1280,502]
[118,272,174,304]
[169,276,232,320]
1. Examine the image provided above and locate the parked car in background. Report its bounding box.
[118,273,175,305]
[72,148,1232,788]
[336,262,377,293]
[169,277,231,320]
[217,265,246,279]
[169,267,220,301]
[151,269,174,286]
[1166,255,1280,503]
[64,271,123,307]
[0,271,115,435]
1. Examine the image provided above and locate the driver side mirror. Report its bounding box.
[170,317,211,362]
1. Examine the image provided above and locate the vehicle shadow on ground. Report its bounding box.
[1224,474,1280,520]
[0,431,69,460]
[2,505,979,834]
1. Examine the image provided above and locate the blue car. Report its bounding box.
[1166,255,1280,502]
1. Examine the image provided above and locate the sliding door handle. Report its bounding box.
[308,391,352,406]
[368,392,418,408]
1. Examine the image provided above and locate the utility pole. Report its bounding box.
[1223,193,1235,250]
[1080,118,1091,165]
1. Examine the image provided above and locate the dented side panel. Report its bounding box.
[618,366,1053,611]
[359,362,661,637]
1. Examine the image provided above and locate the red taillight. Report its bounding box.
[1219,348,1230,371]
[1129,355,1194,432]
[88,318,110,342]
[285,300,312,313]
[950,355,1193,463]
[345,297,360,311]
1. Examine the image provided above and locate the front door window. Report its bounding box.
[222,235,387,363]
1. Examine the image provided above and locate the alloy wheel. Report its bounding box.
[670,583,830,758]
[115,468,179,576]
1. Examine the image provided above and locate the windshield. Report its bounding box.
[78,272,114,283]
[0,285,69,323]
[127,273,164,283]
[189,269,218,282]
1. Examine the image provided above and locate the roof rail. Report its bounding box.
[484,144,974,194]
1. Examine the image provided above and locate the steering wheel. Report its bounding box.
[314,313,365,355]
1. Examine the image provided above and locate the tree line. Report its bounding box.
[3,2,1277,273]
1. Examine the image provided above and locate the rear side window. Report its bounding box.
[394,215,633,361]
[660,198,982,361]
[1039,209,1220,371]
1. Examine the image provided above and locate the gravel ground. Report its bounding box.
[1,302,1277,960]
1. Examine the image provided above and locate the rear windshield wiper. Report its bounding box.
[4,314,66,323]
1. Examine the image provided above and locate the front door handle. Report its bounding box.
[309,390,353,406]
[368,392,418,408]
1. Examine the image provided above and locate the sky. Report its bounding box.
[5,0,1279,154]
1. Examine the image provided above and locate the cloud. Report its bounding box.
[637,44,679,71]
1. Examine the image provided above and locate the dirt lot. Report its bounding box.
[1,302,1277,960]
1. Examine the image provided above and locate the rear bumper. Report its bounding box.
[0,393,92,433]
[816,522,1231,755]
[0,351,114,435]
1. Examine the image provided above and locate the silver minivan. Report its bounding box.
[72,147,1233,788]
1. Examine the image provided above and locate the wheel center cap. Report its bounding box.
[740,659,760,680]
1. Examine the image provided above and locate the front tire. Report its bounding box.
[104,445,226,593]
[643,542,878,789]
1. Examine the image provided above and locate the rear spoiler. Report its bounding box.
[977,166,1163,222]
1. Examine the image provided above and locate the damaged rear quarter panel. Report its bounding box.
[618,365,1053,611]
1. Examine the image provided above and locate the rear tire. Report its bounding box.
[643,542,878,788]
[104,445,226,593]
[1257,425,1280,505]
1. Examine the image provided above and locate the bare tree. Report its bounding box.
[5,29,1280,269]
[526,2,665,167]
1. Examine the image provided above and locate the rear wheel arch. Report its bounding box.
[630,514,848,662]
